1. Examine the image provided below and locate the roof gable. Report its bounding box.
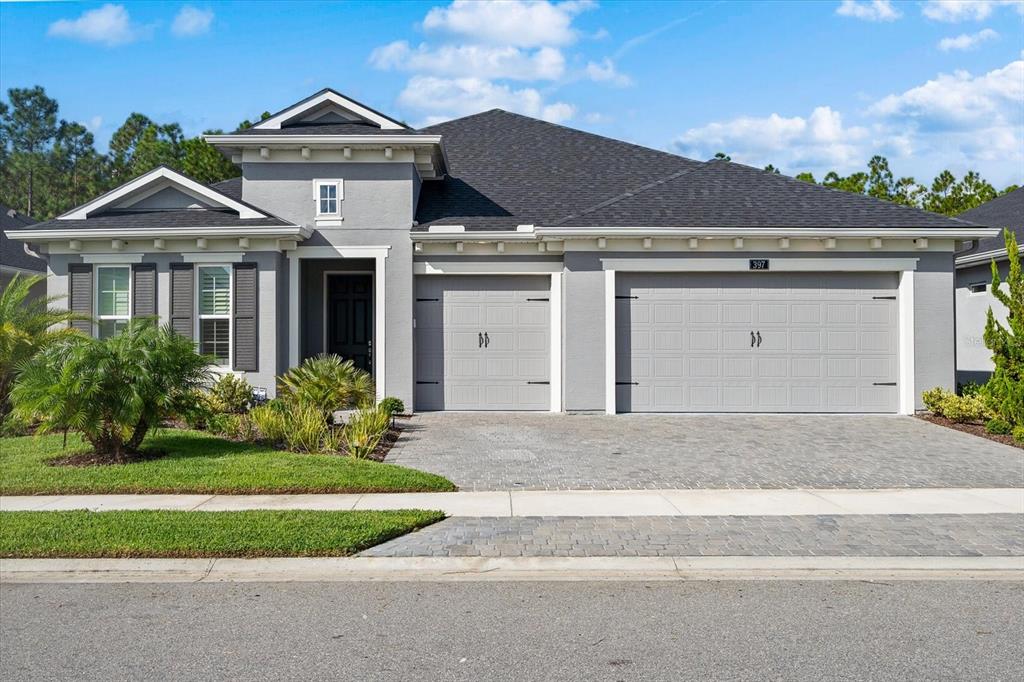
[253,88,408,131]
[956,187,1024,255]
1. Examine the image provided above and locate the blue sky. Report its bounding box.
[1,0,1021,186]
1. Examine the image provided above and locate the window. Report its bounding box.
[198,265,231,366]
[96,266,130,338]
[969,282,987,294]
[315,180,342,216]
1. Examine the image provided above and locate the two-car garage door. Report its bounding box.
[415,275,551,411]
[615,272,899,413]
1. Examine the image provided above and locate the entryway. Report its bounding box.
[326,273,373,372]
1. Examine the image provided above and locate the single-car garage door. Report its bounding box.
[415,275,550,410]
[616,272,898,413]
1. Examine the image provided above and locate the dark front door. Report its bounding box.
[326,274,373,371]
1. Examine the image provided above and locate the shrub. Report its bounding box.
[985,418,1012,435]
[958,381,984,397]
[922,387,951,415]
[278,354,374,421]
[250,403,288,446]
[182,390,218,430]
[982,229,1024,427]
[209,374,253,414]
[343,405,391,459]
[11,320,211,461]
[284,403,330,453]
[379,396,405,416]
[939,393,989,424]
[0,411,34,437]
[1014,426,1024,444]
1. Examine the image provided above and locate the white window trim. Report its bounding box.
[196,264,233,369]
[314,179,343,218]
[95,265,132,338]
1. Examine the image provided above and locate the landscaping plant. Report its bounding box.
[982,229,1024,427]
[277,354,374,421]
[0,273,81,428]
[379,396,405,416]
[344,404,392,459]
[10,319,211,462]
[249,401,289,446]
[283,403,330,453]
[209,373,253,414]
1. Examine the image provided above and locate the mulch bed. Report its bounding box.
[916,414,1023,450]
[365,421,404,462]
[47,449,169,467]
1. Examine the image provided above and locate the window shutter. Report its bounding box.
[233,262,258,372]
[169,263,194,339]
[68,264,93,335]
[132,264,157,319]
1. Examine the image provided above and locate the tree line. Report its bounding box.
[0,86,270,220]
[0,85,1019,221]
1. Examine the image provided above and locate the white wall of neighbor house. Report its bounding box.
[955,259,1010,386]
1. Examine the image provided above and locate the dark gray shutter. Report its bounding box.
[68,264,93,335]
[233,262,258,372]
[132,264,157,319]
[169,263,194,339]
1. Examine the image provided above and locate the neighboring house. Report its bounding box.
[953,188,1024,387]
[4,89,997,414]
[0,203,46,296]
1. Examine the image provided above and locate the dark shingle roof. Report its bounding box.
[210,176,242,201]
[0,204,45,272]
[957,188,1024,255]
[415,109,702,230]
[414,109,983,232]
[25,209,291,231]
[234,121,421,136]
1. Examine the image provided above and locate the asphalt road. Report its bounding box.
[2,580,1021,681]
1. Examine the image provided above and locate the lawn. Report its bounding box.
[0,430,456,495]
[0,509,445,558]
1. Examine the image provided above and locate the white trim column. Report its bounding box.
[549,271,562,412]
[288,252,301,368]
[898,269,916,415]
[374,253,387,402]
[605,269,616,415]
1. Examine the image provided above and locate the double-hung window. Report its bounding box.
[198,265,231,366]
[96,266,131,338]
[315,180,342,217]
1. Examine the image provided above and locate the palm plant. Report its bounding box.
[277,354,375,420]
[11,319,212,461]
[0,273,82,427]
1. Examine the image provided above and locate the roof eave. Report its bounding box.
[534,226,1002,240]
[955,245,1022,268]
[5,225,312,241]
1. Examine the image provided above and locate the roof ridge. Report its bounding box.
[551,162,710,226]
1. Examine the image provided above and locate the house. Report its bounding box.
[4,89,998,414]
[1,203,45,296]
[953,188,1024,387]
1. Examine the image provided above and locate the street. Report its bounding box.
[2,580,1021,680]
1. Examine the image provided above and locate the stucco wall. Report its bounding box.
[955,260,1009,386]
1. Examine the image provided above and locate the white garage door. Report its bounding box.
[616,272,899,413]
[415,275,550,411]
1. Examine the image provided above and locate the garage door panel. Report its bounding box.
[617,271,898,413]
[415,275,550,411]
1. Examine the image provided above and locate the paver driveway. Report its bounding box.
[385,413,1024,491]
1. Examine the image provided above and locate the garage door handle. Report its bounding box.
[526,381,550,385]
[478,332,484,348]
[756,331,762,348]
[751,331,756,348]
[484,332,490,348]
[616,381,639,385]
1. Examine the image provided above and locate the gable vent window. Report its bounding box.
[315,179,343,217]
[198,265,232,366]
[969,282,987,294]
[97,266,131,339]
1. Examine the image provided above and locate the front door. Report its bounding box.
[326,274,373,372]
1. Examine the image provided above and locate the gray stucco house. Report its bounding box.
[1,203,45,296]
[953,188,1023,387]
[4,89,999,414]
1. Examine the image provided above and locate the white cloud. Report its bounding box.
[921,0,1024,22]
[47,4,149,47]
[397,75,575,125]
[369,41,565,80]
[422,0,595,47]
[835,0,902,22]
[171,6,214,37]
[87,116,103,133]
[585,58,632,87]
[938,28,999,51]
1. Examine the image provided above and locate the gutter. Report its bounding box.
[955,245,1022,268]
[5,225,313,242]
[204,134,443,146]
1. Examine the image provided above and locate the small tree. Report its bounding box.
[277,354,374,422]
[983,229,1024,426]
[0,273,81,427]
[11,320,212,461]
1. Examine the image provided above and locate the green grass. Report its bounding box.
[0,430,456,495]
[0,509,445,558]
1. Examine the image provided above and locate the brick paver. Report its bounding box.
[386,413,1024,490]
[358,514,1024,558]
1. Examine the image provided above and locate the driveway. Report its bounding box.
[385,413,1024,491]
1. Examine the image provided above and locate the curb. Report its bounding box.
[3,556,1022,583]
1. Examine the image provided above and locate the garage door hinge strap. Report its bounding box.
[526,297,549,301]
[416,298,439,302]
[615,295,639,299]
[416,381,439,385]
[872,296,896,300]
[616,381,639,385]
[873,382,897,386]
[526,381,550,385]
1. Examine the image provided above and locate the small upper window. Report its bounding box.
[968,282,987,294]
[96,266,130,339]
[315,180,342,216]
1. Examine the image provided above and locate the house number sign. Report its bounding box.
[749,259,770,271]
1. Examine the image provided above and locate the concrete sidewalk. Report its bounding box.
[3,556,1022,583]
[2,488,1022,516]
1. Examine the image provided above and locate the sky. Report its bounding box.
[1,0,1022,187]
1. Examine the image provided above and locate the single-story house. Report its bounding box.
[1,203,45,295]
[4,89,999,414]
[953,188,1023,387]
